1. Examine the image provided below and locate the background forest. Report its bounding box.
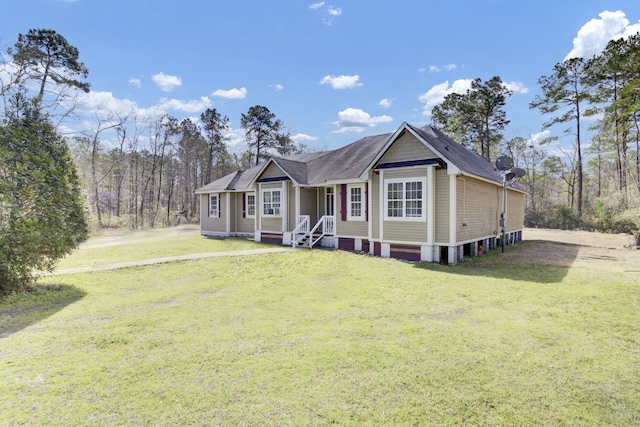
[2,29,639,234]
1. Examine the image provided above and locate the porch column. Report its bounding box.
[225,192,231,234]
[427,165,435,245]
[379,169,385,241]
[282,181,288,232]
[449,174,457,264]
[295,186,301,226]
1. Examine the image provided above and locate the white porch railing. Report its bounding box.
[291,215,310,247]
[292,215,334,248]
[308,215,335,248]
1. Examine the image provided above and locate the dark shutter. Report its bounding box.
[218,195,221,218]
[242,193,246,218]
[365,183,369,222]
[341,184,347,221]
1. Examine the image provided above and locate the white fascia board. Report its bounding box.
[324,178,368,185]
[458,171,526,194]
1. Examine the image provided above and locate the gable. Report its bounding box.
[257,161,289,182]
[377,131,439,166]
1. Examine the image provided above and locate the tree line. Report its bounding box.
[71,105,303,229]
[431,33,639,232]
[1,28,639,292]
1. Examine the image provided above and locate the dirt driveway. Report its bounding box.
[517,228,640,276]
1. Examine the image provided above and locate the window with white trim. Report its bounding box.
[246,193,256,217]
[384,178,426,221]
[347,184,364,221]
[209,194,219,217]
[262,189,281,216]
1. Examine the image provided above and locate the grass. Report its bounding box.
[54,226,266,270]
[1,230,639,425]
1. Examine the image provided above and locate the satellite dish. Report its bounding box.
[512,167,526,178]
[495,155,513,171]
[505,172,516,181]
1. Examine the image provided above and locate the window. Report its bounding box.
[209,194,219,217]
[262,189,281,216]
[246,193,255,217]
[347,184,364,220]
[384,178,426,221]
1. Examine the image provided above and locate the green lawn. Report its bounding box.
[54,226,266,270]
[1,232,638,425]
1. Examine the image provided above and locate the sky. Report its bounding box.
[1,0,639,155]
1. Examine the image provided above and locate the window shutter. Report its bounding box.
[341,184,347,221]
[365,182,369,222]
[218,195,221,218]
[242,193,246,218]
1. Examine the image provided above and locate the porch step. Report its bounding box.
[295,233,323,247]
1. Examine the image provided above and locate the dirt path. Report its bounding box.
[517,228,640,275]
[80,224,200,250]
[39,247,299,277]
[44,226,639,277]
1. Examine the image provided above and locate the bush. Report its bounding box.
[584,200,640,234]
[548,205,582,230]
[0,104,88,294]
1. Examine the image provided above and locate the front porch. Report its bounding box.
[291,215,335,248]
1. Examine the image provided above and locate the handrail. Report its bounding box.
[292,215,310,236]
[309,215,335,248]
[291,215,310,247]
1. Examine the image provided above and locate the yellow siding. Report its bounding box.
[384,221,428,242]
[229,193,236,232]
[259,162,287,180]
[200,193,226,233]
[336,184,368,237]
[506,190,524,231]
[454,177,499,242]
[236,192,255,234]
[261,217,281,232]
[380,168,428,242]
[287,182,296,230]
[434,168,449,243]
[371,174,380,240]
[258,182,285,232]
[378,132,438,164]
[300,187,318,225]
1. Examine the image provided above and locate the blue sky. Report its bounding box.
[1,0,639,154]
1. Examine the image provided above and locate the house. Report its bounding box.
[195,122,525,264]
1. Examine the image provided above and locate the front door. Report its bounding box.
[325,187,334,216]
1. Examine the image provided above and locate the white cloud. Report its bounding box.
[129,78,141,88]
[75,90,139,117]
[565,10,640,60]
[270,83,284,91]
[69,91,213,132]
[152,72,182,92]
[332,107,393,133]
[530,130,551,145]
[292,133,318,142]
[427,64,457,73]
[212,87,248,99]
[319,74,362,89]
[222,127,246,149]
[503,81,529,94]
[310,2,342,26]
[378,98,392,109]
[418,79,473,116]
[157,96,211,113]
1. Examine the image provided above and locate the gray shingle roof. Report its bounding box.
[195,123,523,193]
[411,124,503,184]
